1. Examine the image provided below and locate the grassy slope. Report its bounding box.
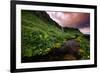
[21,10,90,60]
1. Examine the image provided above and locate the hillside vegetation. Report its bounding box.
[21,10,90,62]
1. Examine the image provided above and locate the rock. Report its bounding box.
[63,54,77,60]
[52,40,80,60]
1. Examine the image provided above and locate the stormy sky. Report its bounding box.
[46,12,90,34]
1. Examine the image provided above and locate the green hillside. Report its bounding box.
[21,10,90,62]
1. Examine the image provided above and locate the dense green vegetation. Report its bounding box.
[21,10,90,62]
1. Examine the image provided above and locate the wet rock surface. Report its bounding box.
[51,40,81,60]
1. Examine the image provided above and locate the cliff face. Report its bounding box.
[21,10,90,62]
